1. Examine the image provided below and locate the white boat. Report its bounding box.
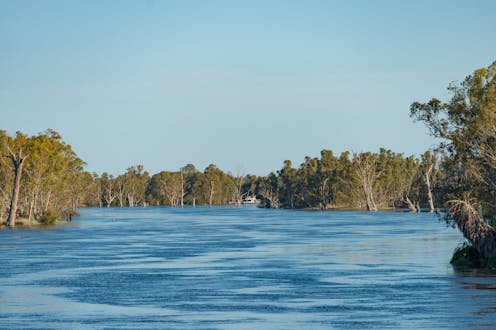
[242,196,261,204]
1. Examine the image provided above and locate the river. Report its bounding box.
[1,207,496,329]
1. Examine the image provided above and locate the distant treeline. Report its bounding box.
[1,128,445,226]
[2,60,495,230]
[70,148,443,212]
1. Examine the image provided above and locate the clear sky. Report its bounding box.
[1,0,495,176]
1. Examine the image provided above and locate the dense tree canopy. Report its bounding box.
[0,130,88,225]
[1,129,448,227]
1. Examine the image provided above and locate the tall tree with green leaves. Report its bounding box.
[411,60,496,216]
[411,60,496,258]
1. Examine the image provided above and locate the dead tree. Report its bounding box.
[449,198,496,258]
[425,163,435,212]
[404,195,419,212]
[7,147,28,227]
[232,171,245,208]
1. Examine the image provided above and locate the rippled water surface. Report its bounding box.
[1,207,496,329]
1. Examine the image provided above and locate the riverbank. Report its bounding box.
[1,218,48,229]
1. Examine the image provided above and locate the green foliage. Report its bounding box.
[450,242,496,271]
[0,129,91,223]
[272,148,437,210]
[42,208,58,225]
[411,60,496,217]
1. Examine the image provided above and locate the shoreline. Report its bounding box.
[0,218,55,230]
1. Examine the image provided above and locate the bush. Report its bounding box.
[42,208,59,225]
[450,242,496,270]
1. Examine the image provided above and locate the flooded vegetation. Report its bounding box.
[1,207,496,328]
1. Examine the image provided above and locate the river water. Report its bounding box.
[1,207,496,329]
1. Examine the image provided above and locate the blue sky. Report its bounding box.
[1,0,495,175]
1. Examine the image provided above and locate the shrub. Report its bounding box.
[42,208,59,225]
[450,242,496,270]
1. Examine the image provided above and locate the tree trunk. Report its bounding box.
[425,163,435,213]
[28,191,37,222]
[319,177,329,211]
[449,199,496,258]
[28,199,34,222]
[7,148,28,228]
[44,191,52,212]
[180,173,184,208]
[208,181,215,205]
[405,196,417,212]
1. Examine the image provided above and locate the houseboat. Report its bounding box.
[242,196,261,204]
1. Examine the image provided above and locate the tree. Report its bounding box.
[6,146,28,227]
[201,164,233,205]
[278,160,297,208]
[410,60,496,217]
[0,131,14,220]
[115,175,126,207]
[123,165,149,207]
[420,151,438,212]
[181,164,200,206]
[231,169,246,207]
[353,152,381,211]
[259,172,279,208]
[411,60,496,264]
[100,172,116,207]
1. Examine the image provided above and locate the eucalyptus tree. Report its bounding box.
[6,133,29,227]
[202,164,234,205]
[411,60,496,258]
[231,169,246,207]
[278,160,297,208]
[411,60,496,217]
[115,175,126,207]
[100,172,116,207]
[149,171,182,207]
[353,152,381,211]
[332,151,360,208]
[0,130,88,224]
[259,172,280,208]
[81,172,102,208]
[315,150,339,210]
[0,131,13,220]
[181,164,200,206]
[25,130,85,220]
[123,165,149,207]
[419,151,439,212]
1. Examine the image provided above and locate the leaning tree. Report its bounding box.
[411,60,496,257]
